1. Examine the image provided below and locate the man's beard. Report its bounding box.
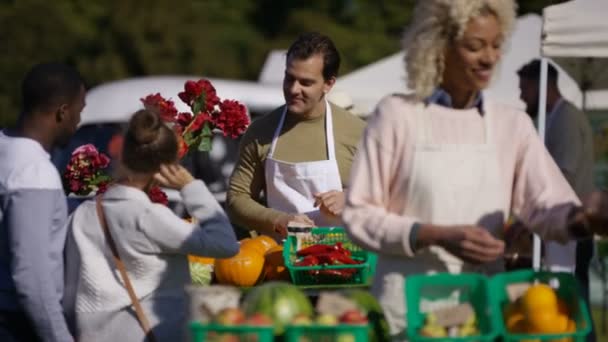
[525,102,538,120]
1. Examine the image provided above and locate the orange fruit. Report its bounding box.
[528,312,568,334]
[566,319,576,332]
[506,311,526,332]
[557,298,570,317]
[521,284,558,317]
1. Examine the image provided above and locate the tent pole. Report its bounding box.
[533,58,550,271]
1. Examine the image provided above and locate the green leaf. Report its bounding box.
[198,136,212,151]
[183,131,196,146]
[192,100,202,115]
[201,121,213,138]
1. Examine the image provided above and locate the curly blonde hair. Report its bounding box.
[403,0,517,100]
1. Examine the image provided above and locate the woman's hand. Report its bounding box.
[153,164,195,190]
[439,226,505,264]
[418,224,505,264]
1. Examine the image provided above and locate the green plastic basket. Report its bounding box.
[283,227,376,286]
[285,324,369,342]
[189,322,274,342]
[490,270,591,342]
[405,273,500,342]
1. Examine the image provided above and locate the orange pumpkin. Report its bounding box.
[188,255,215,265]
[241,235,278,256]
[264,245,290,281]
[214,245,265,287]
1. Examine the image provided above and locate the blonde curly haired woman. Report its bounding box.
[343,0,608,339]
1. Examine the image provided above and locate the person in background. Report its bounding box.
[0,62,85,342]
[518,59,596,342]
[63,109,239,341]
[227,32,366,240]
[342,0,608,339]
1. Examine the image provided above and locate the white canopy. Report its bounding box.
[542,0,608,91]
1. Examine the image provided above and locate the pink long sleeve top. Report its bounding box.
[342,95,580,257]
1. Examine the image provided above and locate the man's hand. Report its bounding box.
[573,190,608,237]
[154,164,195,190]
[272,213,315,238]
[313,190,345,217]
[435,225,505,264]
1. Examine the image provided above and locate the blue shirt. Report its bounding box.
[426,88,484,114]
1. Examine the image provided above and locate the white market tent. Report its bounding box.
[333,14,608,117]
[534,0,608,269]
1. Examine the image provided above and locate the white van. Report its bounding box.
[54,75,284,210]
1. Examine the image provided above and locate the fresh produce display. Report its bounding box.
[242,282,314,335]
[417,302,480,338]
[191,284,375,342]
[419,312,479,337]
[289,309,368,326]
[203,307,274,342]
[294,242,363,281]
[340,289,391,342]
[504,283,576,338]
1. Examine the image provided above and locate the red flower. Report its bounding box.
[63,144,112,196]
[148,186,169,206]
[176,112,193,127]
[176,134,188,159]
[178,79,220,112]
[141,93,178,122]
[97,182,109,194]
[73,144,98,155]
[216,100,250,138]
[188,112,213,134]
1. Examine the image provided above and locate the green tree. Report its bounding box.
[0,0,568,127]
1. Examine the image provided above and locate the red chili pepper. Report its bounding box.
[317,269,356,279]
[297,244,336,257]
[331,253,361,265]
[334,242,352,257]
[295,255,319,267]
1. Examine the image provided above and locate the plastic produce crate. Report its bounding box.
[491,270,591,342]
[285,324,368,342]
[405,273,500,341]
[283,227,376,286]
[189,322,274,342]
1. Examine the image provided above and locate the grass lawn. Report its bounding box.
[592,306,607,340]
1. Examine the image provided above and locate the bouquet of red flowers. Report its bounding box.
[63,144,112,196]
[63,144,169,206]
[141,79,249,157]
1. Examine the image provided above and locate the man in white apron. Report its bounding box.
[226,32,365,240]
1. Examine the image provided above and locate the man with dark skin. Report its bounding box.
[0,62,86,342]
[518,59,596,342]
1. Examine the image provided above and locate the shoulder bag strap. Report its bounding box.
[95,196,158,342]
